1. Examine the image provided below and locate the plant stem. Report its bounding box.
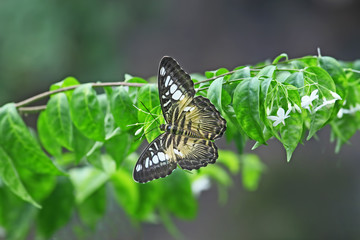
[18,105,47,114]
[15,81,147,108]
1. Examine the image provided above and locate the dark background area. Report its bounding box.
[1,0,360,239]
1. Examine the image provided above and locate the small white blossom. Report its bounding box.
[191,177,211,197]
[337,108,344,118]
[134,126,143,136]
[290,103,302,113]
[267,107,291,127]
[266,107,271,115]
[330,91,342,100]
[337,104,360,118]
[301,89,319,111]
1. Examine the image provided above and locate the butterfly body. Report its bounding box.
[133,57,226,183]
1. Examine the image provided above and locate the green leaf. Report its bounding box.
[272,53,288,64]
[280,90,303,161]
[46,93,73,150]
[319,56,347,98]
[233,78,265,143]
[125,76,148,101]
[241,154,265,191]
[37,111,62,157]
[37,177,75,239]
[217,150,240,174]
[137,84,160,123]
[0,145,40,208]
[105,132,131,167]
[18,168,56,203]
[276,71,291,83]
[70,84,105,141]
[110,86,138,131]
[0,103,63,175]
[69,166,109,204]
[50,76,80,100]
[305,67,336,139]
[331,114,358,153]
[111,168,139,217]
[144,106,163,143]
[257,65,276,78]
[135,182,161,220]
[0,188,37,240]
[160,170,197,219]
[78,185,106,228]
[284,72,304,89]
[72,126,95,164]
[207,77,224,112]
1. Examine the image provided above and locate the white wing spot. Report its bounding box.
[184,106,195,112]
[179,95,185,100]
[170,84,177,94]
[172,90,183,100]
[149,160,153,166]
[153,155,159,164]
[158,152,166,162]
[169,79,173,86]
[163,100,171,107]
[165,76,171,86]
[160,67,166,76]
[136,164,142,172]
[153,142,158,149]
[174,148,184,157]
[145,157,150,168]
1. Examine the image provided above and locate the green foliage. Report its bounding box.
[0,54,359,239]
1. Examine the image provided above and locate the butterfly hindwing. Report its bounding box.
[158,56,195,122]
[172,135,218,170]
[174,95,227,140]
[133,133,177,183]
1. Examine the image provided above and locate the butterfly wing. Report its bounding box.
[171,135,218,170]
[176,95,227,140]
[158,56,226,140]
[133,133,177,183]
[158,56,195,123]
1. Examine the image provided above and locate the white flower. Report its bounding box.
[267,107,291,127]
[290,103,302,113]
[330,91,342,100]
[337,108,344,118]
[301,89,319,111]
[191,177,211,197]
[134,126,143,136]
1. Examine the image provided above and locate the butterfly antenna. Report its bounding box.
[135,125,159,142]
[140,101,161,125]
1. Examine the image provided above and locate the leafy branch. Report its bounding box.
[0,53,360,240]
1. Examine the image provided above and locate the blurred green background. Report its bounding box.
[1,0,360,239]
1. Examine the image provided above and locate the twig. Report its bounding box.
[15,81,148,108]
[18,105,47,113]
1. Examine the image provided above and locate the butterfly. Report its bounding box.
[133,56,226,183]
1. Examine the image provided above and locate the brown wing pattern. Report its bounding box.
[171,135,218,170]
[173,95,227,140]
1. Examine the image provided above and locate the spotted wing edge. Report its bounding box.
[133,133,177,183]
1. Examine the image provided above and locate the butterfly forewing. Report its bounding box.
[158,57,195,123]
[133,133,177,183]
